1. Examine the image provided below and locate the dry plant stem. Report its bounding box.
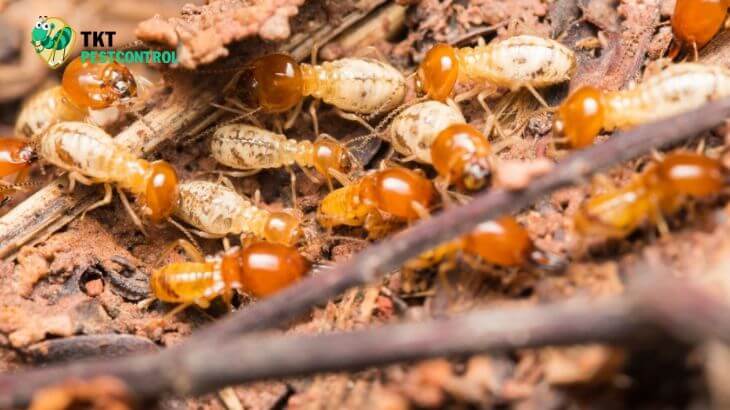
[1,276,728,406]
[184,97,730,348]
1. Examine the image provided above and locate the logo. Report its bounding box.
[31,16,76,69]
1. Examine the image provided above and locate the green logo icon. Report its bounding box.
[31,16,76,69]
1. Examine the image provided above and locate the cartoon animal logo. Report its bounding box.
[31,16,76,69]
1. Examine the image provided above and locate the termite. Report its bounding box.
[415,35,576,107]
[554,63,730,148]
[670,0,728,59]
[317,167,434,237]
[406,216,562,272]
[0,137,39,204]
[150,241,309,314]
[210,124,357,190]
[574,151,726,239]
[363,100,493,191]
[36,121,179,227]
[15,56,139,139]
[246,53,406,132]
[174,180,302,246]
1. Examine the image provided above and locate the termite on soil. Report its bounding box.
[36,121,179,229]
[574,151,726,240]
[405,216,563,272]
[245,53,407,133]
[150,241,309,315]
[15,56,140,139]
[210,124,358,190]
[554,63,730,148]
[416,35,576,107]
[174,180,302,246]
[317,167,434,237]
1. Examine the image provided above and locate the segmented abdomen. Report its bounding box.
[305,58,407,113]
[605,64,730,130]
[317,184,370,227]
[15,86,85,139]
[390,101,465,163]
[39,122,142,186]
[459,35,576,89]
[150,262,220,303]
[211,124,297,170]
[175,181,268,237]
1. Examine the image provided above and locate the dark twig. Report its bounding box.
[2,276,730,406]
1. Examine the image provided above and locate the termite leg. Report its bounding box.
[523,84,550,110]
[327,168,352,187]
[308,99,320,136]
[693,42,699,62]
[167,217,203,254]
[67,171,95,193]
[155,238,206,266]
[81,183,113,219]
[117,187,147,236]
[477,90,506,139]
[434,178,454,208]
[163,302,193,321]
[334,108,375,132]
[284,99,304,131]
[411,201,431,220]
[285,165,298,207]
[650,149,665,162]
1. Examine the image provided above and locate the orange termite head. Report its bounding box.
[312,137,354,178]
[0,137,37,178]
[671,0,727,54]
[248,53,303,113]
[236,241,309,298]
[144,160,179,223]
[359,167,434,220]
[431,124,492,192]
[416,43,459,101]
[262,211,303,246]
[553,86,606,149]
[62,56,137,110]
[658,151,726,197]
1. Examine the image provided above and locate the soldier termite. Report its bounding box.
[574,151,726,240]
[15,56,143,139]
[415,35,576,109]
[150,241,309,316]
[553,63,730,148]
[36,121,179,229]
[245,53,407,133]
[174,180,302,247]
[317,167,434,238]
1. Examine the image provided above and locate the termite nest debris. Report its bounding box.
[3,0,730,408]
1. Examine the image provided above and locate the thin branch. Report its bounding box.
[2,276,730,406]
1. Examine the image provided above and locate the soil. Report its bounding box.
[1,0,730,408]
